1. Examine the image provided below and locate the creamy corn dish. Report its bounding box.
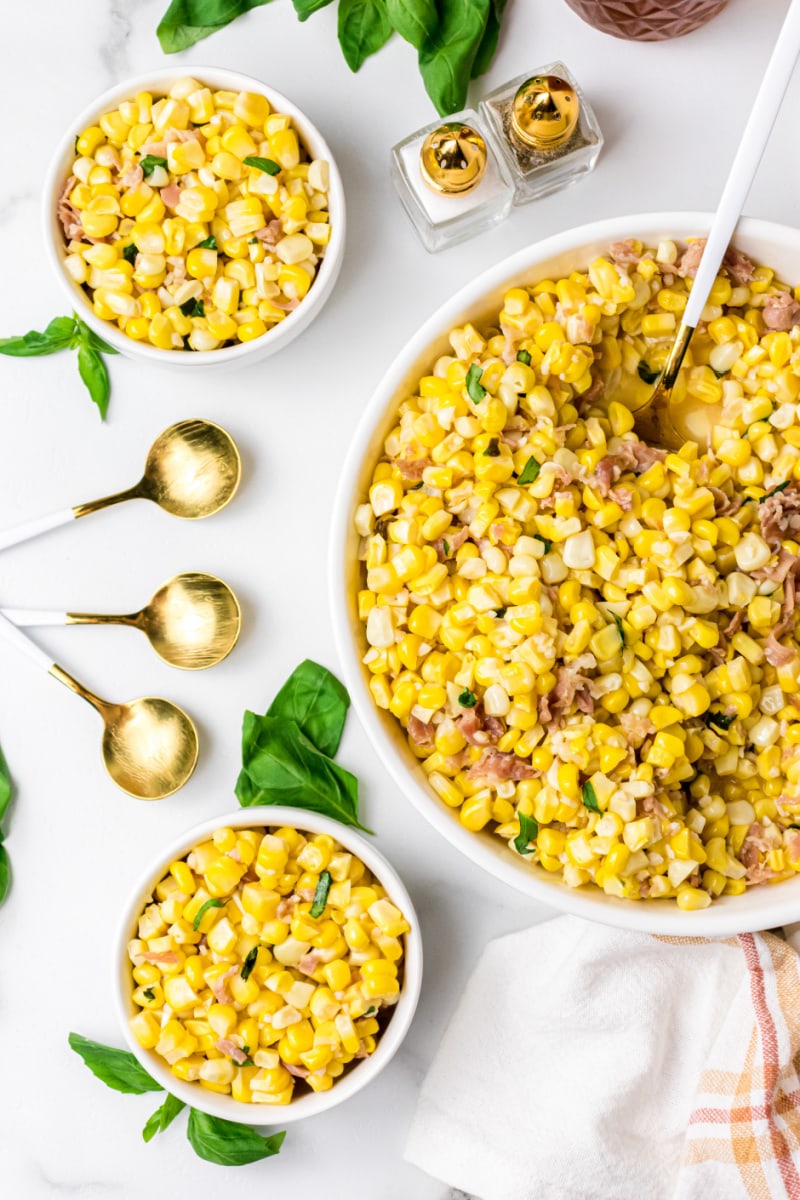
[58,79,331,350]
[355,237,800,910]
[127,825,409,1103]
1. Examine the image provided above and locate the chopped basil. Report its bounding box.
[637,360,660,385]
[582,781,601,813]
[517,456,541,485]
[193,897,223,930]
[122,243,138,264]
[710,366,727,379]
[516,349,532,365]
[483,437,501,457]
[196,235,217,250]
[494,607,507,619]
[611,612,625,647]
[363,1006,378,1017]
[705,711,734,731]
[243,155,281,176]
[760,480,791,502]
[240,946,259,982]
[534,533,552,553]
[409,481,424,490]
[142,987,156,1002]
[466,362,486,404]
[514,813,539,855]
[140,154,168,178]
[458,688,477,708]
[248,237,258,243]
[74,135,80,154]
[310,869,332,918]
[179,297,205,317]
[442,539,451,556]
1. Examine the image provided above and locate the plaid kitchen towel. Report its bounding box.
[405,916,800,1200]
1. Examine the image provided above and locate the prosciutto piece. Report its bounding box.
[676,239,755,285]
[407,714,434,747]
[539,657,595,723]
[458,705,503,747]
[609,239,644,268]
[759,482,800,547]
[466,749,536,784]
[592,442,666,496]
[762,292,800,332]
[216,1039,250,1065]
[395,456,431,481]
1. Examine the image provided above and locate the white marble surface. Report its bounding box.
[0,0,796,1195]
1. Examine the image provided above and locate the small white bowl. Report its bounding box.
[43,67,346,371]
[113,807,422,1124]
[330,210,800,937]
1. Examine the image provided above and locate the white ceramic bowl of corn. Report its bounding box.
[44,67,345,369]
[330,210,800,937]
[114,808,422,1124]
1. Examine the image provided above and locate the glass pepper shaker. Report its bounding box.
[480,62,603,206]
[390,110,514,252]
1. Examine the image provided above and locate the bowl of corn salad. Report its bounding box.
[114,808,421,1122]
[44,68,345,367]
[331,212,800,935]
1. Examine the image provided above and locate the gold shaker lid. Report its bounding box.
[420,122,488,195]
[512,75,579,149]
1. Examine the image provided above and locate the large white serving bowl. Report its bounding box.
[44,67,345,370]
[114,807,422,1124]
[330,211,800,936]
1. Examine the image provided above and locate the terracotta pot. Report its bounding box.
[563,0,728,41]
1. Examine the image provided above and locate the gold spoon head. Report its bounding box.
[141,419,241,519]
[139,572,242,670]
[101,696,199,800]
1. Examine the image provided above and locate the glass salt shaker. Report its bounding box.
[390,111,514,253]
[480,63,603,206]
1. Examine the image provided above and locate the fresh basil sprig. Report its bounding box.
[69,1034,286,1165]
[582,781,601,814]
[514,812,538,855]
[243,155,281,176]
[156,0,512,115]
[236,660,370,831]
[0,313,117,419]
[0,744,11,908]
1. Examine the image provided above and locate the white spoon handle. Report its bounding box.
[684,0,800,329]
[1,609,68,627]
[0,507,76,553]
[0,609,56,673]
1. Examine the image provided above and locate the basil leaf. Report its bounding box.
[140,154,169,178]
[310,869,332,918]
[75,316,119,355]
[0,745,11,825]
[761,480,791,502]
[237,714,372,833]
[123,243,138,265]
[0,845,9,906]
[493,607,506,618]
[611,612,625,647]
[143,1093,186,1143]
[419,0,491,116]
[193,897,223,930]
[442,539,451,556]
[267,660,350,758]
[466,362,485,403]
[179,297,205,317]
[243,155,281,175]
[196,235,217,249]
[0,315,77,357]
[241,946,259,982]
[516,348,531,365]
[338,0,393,71]
[292,0,334,18]
[142,987,156,1001]
[470,0,507,78]
[482,437,500,457]
[77,343,110,420]
[386,0,437,49]
[705,711,734,731]
[637,360,660,385]
[68,1033,163,1095]
[534,533,552,553]
[157,0,275,52]
[458,688,477,708]
[186,1108,285,1166]
[517,456,541,485]
[582,781,601,813]
[514,812,538,855]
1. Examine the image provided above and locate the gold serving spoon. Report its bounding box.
[623,0,800,450]
[0,610,198,798]
[0,419,241,552]
[2,573,241,670]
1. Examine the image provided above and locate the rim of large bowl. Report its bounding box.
[113,806,422,1123]
[43,66,346,367]
[329,210,800,936]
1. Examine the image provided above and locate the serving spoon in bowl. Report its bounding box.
[626,0,800,450]
[0,572,241,670]
[0,610,198,798]
[0,419,241,552]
